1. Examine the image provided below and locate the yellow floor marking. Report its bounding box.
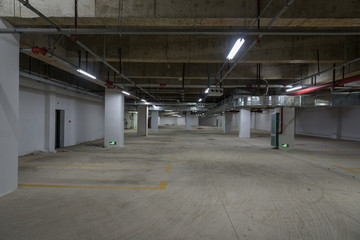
[19,163,170,172]
[165,164,172,172]
[305,156,317,161]
[333,165,360,173]
[18,181,168,190]
[323,156,360,160]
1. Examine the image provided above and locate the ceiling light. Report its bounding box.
[226,38,245,60]
[122,91,130,95]
[205,88,209,94]
[164,110,172,112]
[77,69,96,79]
[141,99,146,102]
[286,86,302,92]
[286,85,293,88]
[198,98,202,102]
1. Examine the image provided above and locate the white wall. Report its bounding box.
[19,88,46,155]
[160,116,178,125]
[19,76,104,156]
[0,19,19,196]
[296,107,360,141]
[232,113,240,130]
[251,110,274,131]
[177,116,186,125]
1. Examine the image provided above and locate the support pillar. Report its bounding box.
[44,86,56,152]
[278,107,295,150]
[104,89,124,147]
[137,105,148,136]
[0,19,19,196]
[223,112,232,133]
[239,109,251,138]
[186,111,199,130]
[151,111,159,133]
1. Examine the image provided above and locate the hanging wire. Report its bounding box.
[117,0,124,37]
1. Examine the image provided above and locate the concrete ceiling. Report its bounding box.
[1,0,360,102]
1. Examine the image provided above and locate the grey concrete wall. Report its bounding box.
[199,116,217,126]
[0,19,19,196]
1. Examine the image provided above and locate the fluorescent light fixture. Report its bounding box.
[164,110,172,112]
[205,88,209,94]
[286,86,302,92]
[226,38,245,60]
[77,69,96,79]
[122,91,130,95]
[141,99,146,102]
[286,85,293,88]
[145,102,150,105]
[198,98,202,102]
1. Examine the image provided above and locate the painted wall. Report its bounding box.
[296,107,360,141]
[160,116,177,125]
[251,109,274,131]
[19,76,104,156]
[177,116,186,125]
[0,19,19,196]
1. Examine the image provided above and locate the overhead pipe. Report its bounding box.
[17,0,160,102]
[289,74,360,96]
[116,83,284,88]
[20,71,103,99]
[2,28,360,36]
[211,0,295,89]
[288,56,360,87]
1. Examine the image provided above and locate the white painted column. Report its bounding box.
[0,19,19,196]
[151,111,159,133]
[239,109,251,138]
[44,86,56,152]
[223,112,232,133]
[104,89,124,147]
[185,111,199,130]
[278,107,295,150]
[137,105,148,136]
[186,111,192,130]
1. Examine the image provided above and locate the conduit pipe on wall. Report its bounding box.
[17,0,160,102]
[20,48,106,86]
[289,74,360,96]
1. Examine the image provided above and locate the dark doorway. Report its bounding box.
[55,110,65,148]
[148,117,152,128]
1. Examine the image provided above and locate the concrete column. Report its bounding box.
[0,19,19,196]
[151,111,159,133]
[137,105,148,136]
[104,89,124,147]
[186,111,192,130]
[185,111,199,130]
[278,107,295,150]
[223,112,232,134]
[44,86,56,152]
[239,109,251,138]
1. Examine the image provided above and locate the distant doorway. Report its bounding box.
[55,110,65,148]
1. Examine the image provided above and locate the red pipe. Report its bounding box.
[289,74,360,96]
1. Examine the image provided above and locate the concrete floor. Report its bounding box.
[0,126,359,240]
